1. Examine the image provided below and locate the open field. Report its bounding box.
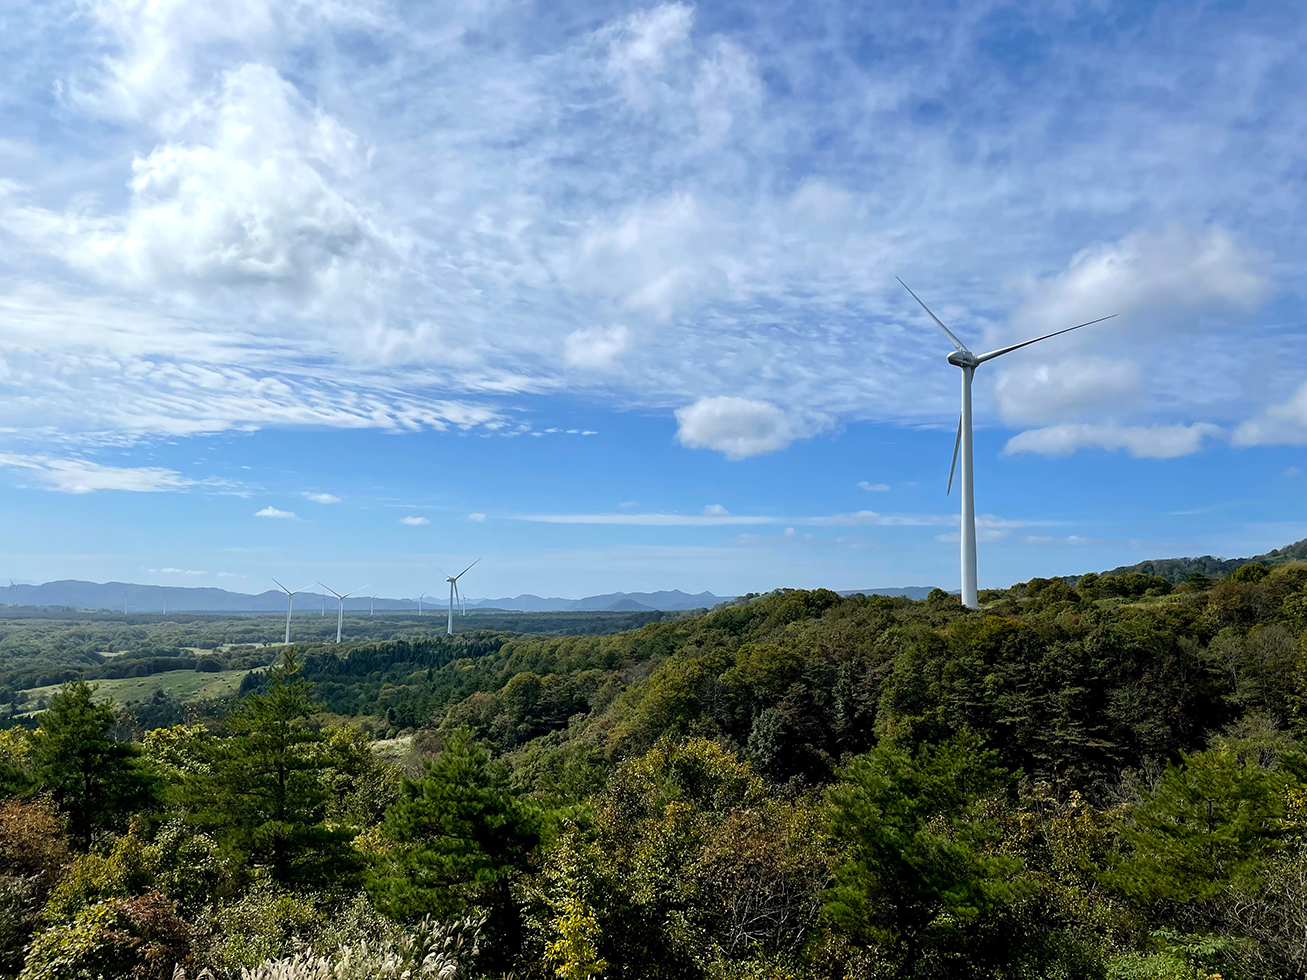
[20,667,252,709]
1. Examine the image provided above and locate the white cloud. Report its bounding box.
[993,357,1143,427]
[606,3,695,106]
[0,454,197,493]
[1003,423,1224,459]
[55,64,376,300]
[304,492,342,504]
[467,512,487,522]
[1232,381,1307,447]
[702,503,730,516]
[511,508,964,528]
[692,39,761,146]
[675,397,826,459]
[400,515,430,525]
[564,324,631,371]
[858,481,890,492]
[1,0,1303,464]
[993,226,1270,426]
[255,505,296,518]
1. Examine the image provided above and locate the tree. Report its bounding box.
[367,727,539,920]
[33,682,154,849]
[1108,741,1292,905]
[191,656,356,888]
[823,730,1024,976]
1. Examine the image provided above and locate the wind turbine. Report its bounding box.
[897,278,1115,609]
[319,583,368,643]
[272,579,312,645]
[369,593,378,617]
[418,593,428,616]
[444,560,479,635]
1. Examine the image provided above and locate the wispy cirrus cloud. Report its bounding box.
[508,508,1028,528]
[0,0,1304,462]
[0,453,198,494]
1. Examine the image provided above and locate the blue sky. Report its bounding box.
[1,0,1305,600]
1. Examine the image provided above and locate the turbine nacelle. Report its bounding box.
[947,350,979,369]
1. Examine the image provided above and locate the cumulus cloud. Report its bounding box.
[304,492,341,504]
[564,325,631,371]
[255,505,296,518]
[858,481,890,492]
[993,226,1270,426]
[702,503,730,516]
[0,454,197,493]
[675,396,826,459]
[400,515,430,526]
[1232,381,1307,447]
[467,512,487,522]
[56,64,376,300]
[1003,423,1224,459]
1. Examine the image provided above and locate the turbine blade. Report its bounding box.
[454,557,480,580]
[975,314,1117,364]
[947,414,962,496]
[272,577,289,594]
[897,277,969,353]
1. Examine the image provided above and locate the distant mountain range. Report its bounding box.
[1,580,948,614]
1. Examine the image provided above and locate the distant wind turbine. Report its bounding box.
[272,579,312,645]
[444,560,479,635]
[319,583,368,643]
[123,592,129,616]
[898,278,1115,609]
[369,594,378,617]
[418,593,428,616]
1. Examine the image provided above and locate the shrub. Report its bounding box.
[18,892,192,980]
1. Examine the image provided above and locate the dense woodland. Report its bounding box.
[3,559,1307,979]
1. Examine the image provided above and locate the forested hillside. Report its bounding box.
[3,559,1307,979]
[1100,535,1307,583]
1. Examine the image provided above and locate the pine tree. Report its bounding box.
[191,654,357,887]
[1109,741,1291,904]
[823,730,1023,974]
[34,681,154,849]
[367,726,539,919]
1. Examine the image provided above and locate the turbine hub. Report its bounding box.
[947,350,978,368]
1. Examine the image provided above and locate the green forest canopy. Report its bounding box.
[1,554,1307,978]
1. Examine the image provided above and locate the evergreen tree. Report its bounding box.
[823,730,1024,976]
[191,655,357,887]
[33,681,153,849]
[367,726,539,919]
[1109,741,1293,904]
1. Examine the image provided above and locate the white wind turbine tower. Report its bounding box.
[369,594,378,617]
[444,560,479,635]
[897,278,1115,609]
[272,579,312,645]
[418,593,428,617]
[319,583,368,644]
